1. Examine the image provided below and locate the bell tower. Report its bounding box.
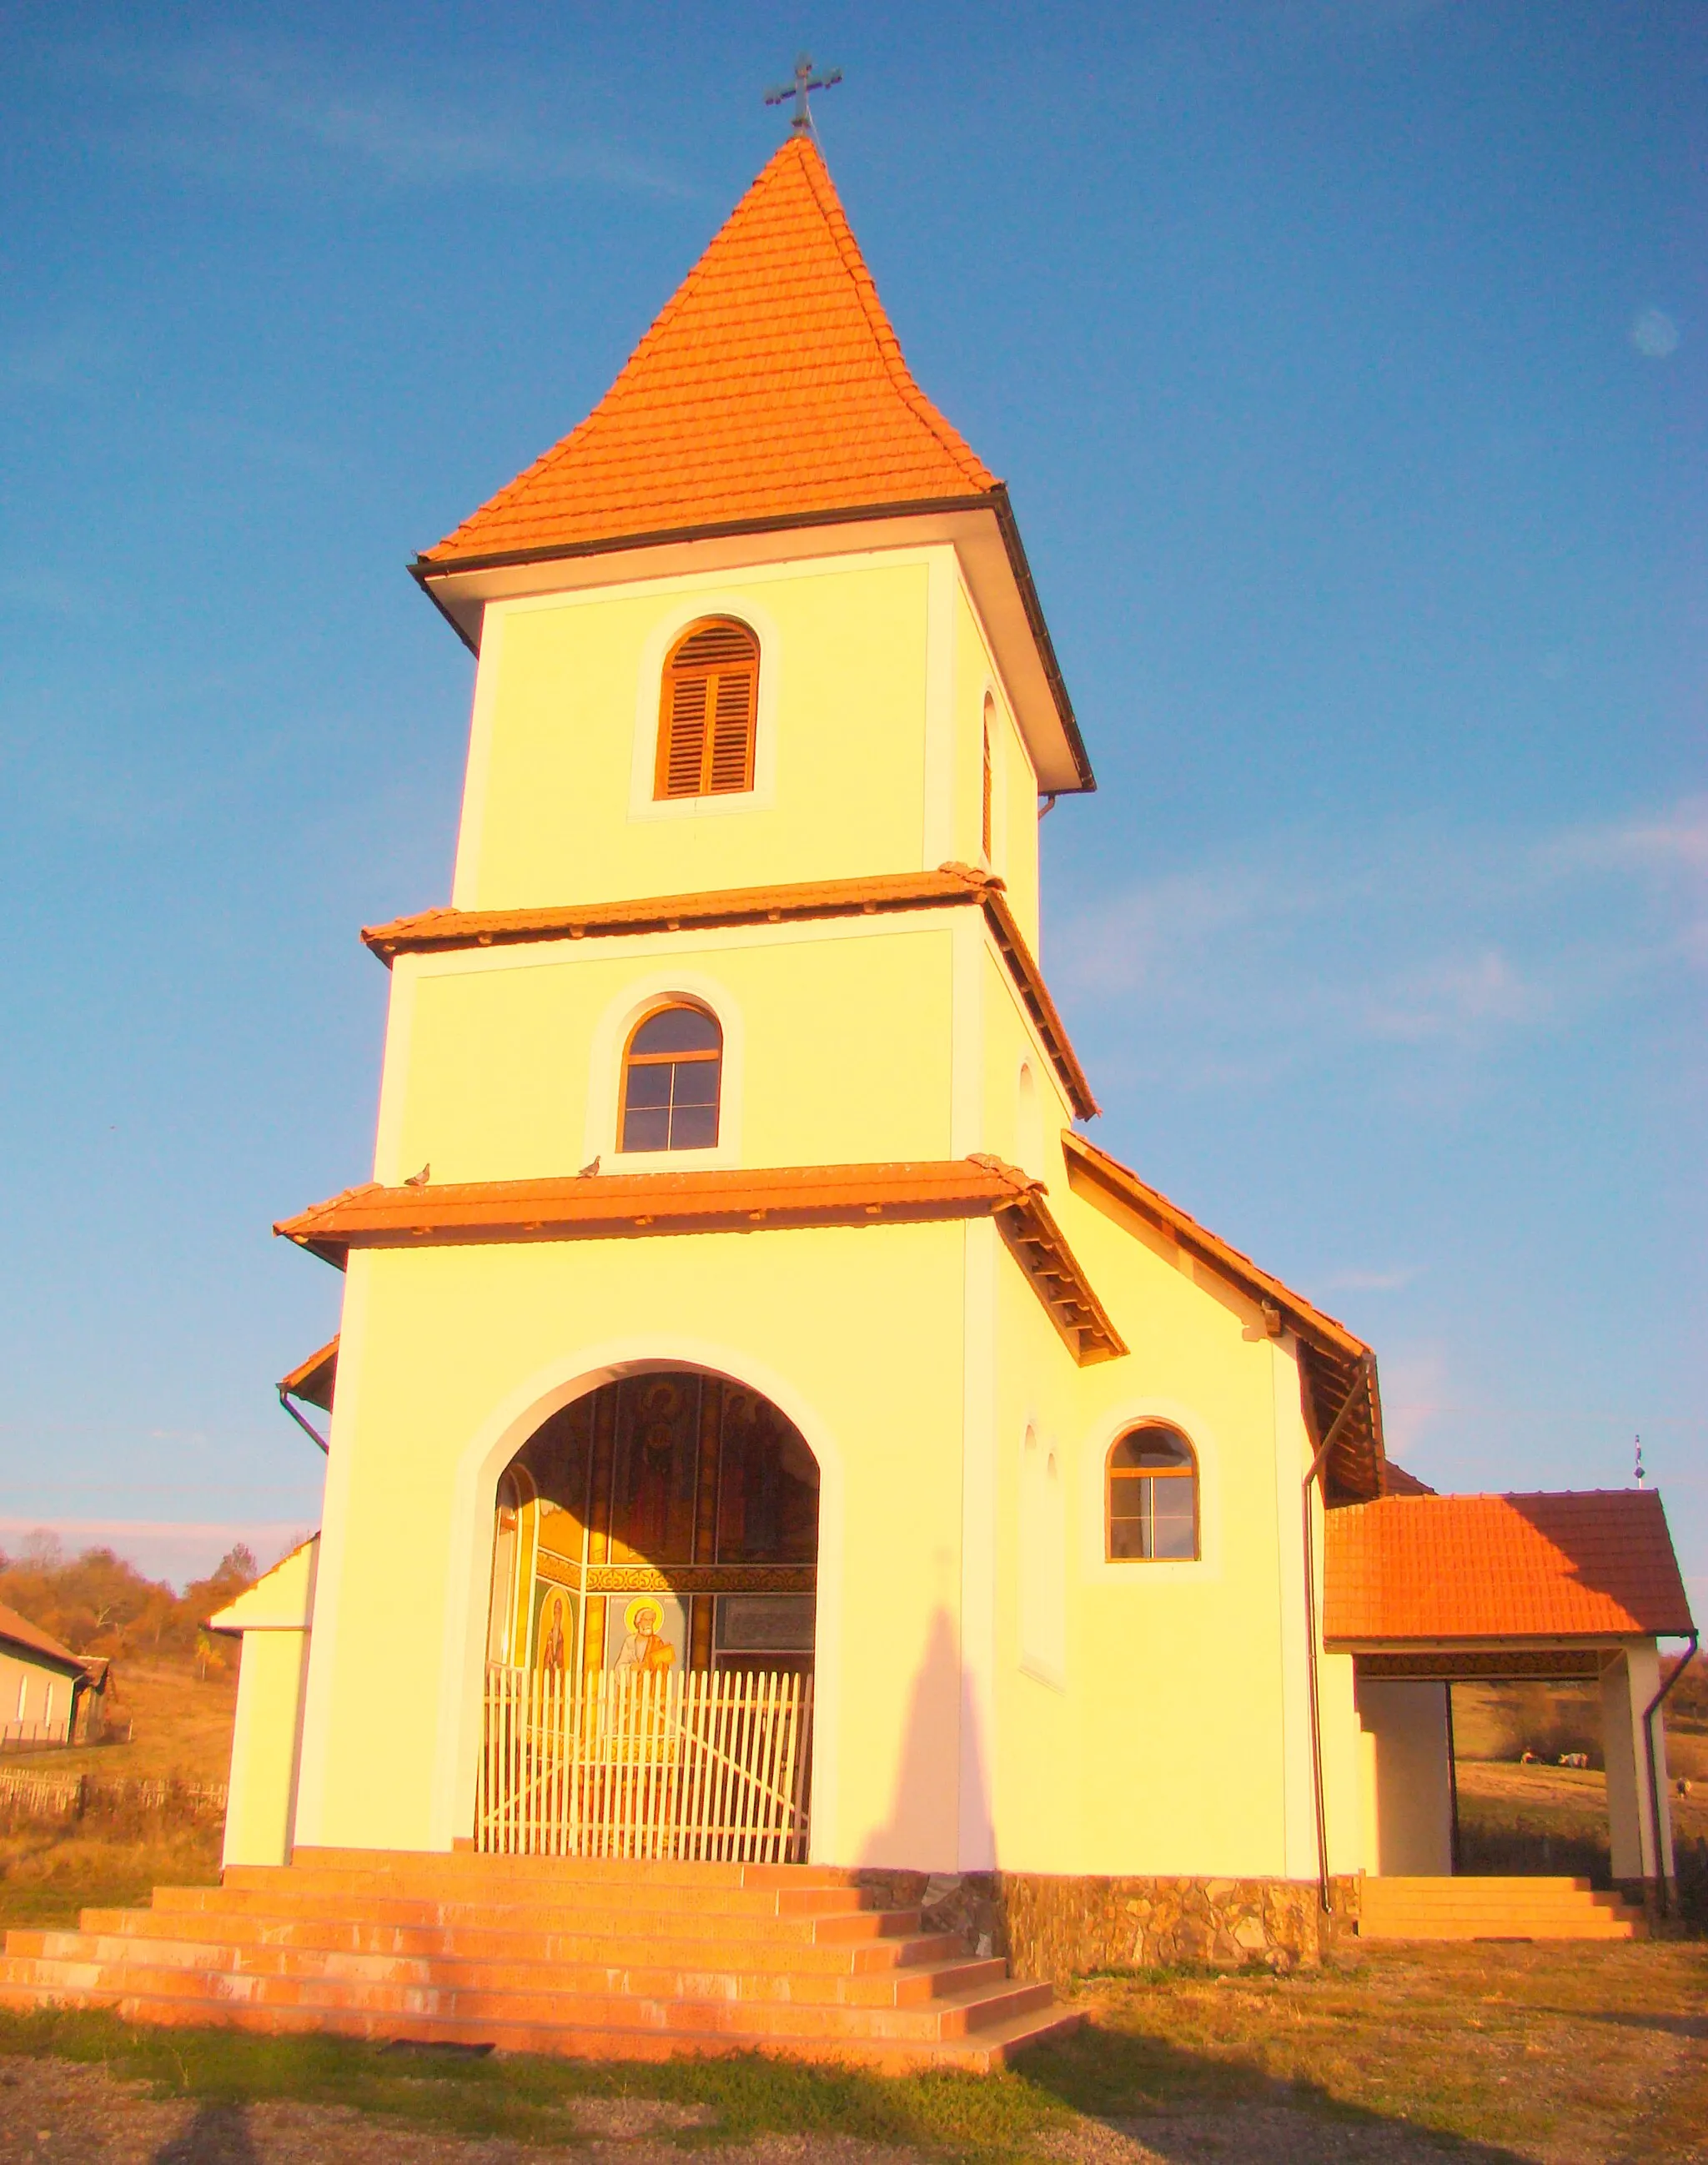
[279,137,1116,1871]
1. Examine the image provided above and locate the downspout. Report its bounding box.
[279,1386,330,1455]
[1300,1352,1375,1914]
[1642,1631,1697,1918]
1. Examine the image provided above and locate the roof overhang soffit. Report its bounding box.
[361,867,1099,1122]
[274,1158,1123,1368]
[411,493,1094,796]
[1060,1129,1384,1501]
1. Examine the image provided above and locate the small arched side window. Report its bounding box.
[1017,1060,1044,1179]
[981,692,995,863]
[620,1004,723,1153]
[656,618,759,800]
[1106,1424,1199,1560]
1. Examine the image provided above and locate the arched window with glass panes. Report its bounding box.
[1106,1424,1199,1560]
[619,1004,722,1153]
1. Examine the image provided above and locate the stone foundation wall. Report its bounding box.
[853,1870,1360,1985]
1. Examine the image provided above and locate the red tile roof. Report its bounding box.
[1061,1131,1385,1502]
[0,1600,83,1673]
[279,1337,339,1413]
[274,1159,1123,1366]
[420,138,997,569]
[360,864,1098,1120]
[276,1158,1034,1266]
[1324,1491,1695,1642]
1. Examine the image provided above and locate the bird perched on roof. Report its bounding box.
[579,1155,600,1178]
[404,1163,430,1188]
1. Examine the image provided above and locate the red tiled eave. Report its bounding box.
[1324,1491,1695,1643]
[275,1159,1124,1367]
[361,866,1099,1120]
[1061,1131,1384,1502]
[275,1159,1032,1263]
[279,1337,339,1413]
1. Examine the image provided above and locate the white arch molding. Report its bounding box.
[429,1334,846,1861]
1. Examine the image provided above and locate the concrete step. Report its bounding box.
[4,1931,1003,2009]
[0,1852,1073,2070]
[143,1887,907,1945]
[0,1954,1052,2044]
[0,1975,1081,2074]
[1358,1876,1647,1941]
[270,1851,865,1891]
[156,1879,872,1922]
[52,1911,964,1976]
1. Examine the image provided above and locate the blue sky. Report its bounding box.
[1,3,1701,1605]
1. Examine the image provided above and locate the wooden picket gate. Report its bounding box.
[476,1665,813,1861]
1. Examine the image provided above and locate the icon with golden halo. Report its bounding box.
[614,1595,675,1674]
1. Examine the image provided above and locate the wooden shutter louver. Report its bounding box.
[656,619,759,800]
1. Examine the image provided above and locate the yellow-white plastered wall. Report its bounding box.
[210,1540,319,1868]
[281,534,1382,1883]
[293,1223,972,1866]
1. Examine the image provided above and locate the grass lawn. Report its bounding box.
[0,1819,223,1931]
[0,1940,1704,2162]
[0,1658,231,1934]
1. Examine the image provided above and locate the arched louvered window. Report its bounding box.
[656,618,759,800]
[620,1003,723,1153]
[1106,1424,1199,1560]
[982,693,995,862]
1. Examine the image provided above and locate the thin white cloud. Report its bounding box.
[1364,947,1550,1043]
[1319,1265,1420,1293]
[1059,796,1708,1087]
[72,33,686,198]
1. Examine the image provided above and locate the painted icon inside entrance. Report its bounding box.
[486,1369,819,1681]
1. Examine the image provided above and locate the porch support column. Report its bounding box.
[1601,1640,1670,1886]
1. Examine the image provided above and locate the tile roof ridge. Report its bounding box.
[791,141,997,495]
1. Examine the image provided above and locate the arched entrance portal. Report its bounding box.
[478,1369,819,1860]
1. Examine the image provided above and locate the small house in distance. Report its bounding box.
[0,1601,106,1749]
[1,133,1695,2062]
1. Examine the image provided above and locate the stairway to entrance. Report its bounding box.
[1358,1876,1647,1941]
[0,1849,1081,2072]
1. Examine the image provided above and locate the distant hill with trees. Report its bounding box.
[0,1535,260,1661]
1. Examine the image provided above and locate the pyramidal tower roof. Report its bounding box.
[421,138,998,565]
[416,138,1093,792]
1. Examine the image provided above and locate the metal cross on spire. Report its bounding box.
[764,53,842,138]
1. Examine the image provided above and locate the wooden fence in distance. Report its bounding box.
[477,1665,812,1862]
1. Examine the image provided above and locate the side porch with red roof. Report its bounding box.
[1324,1489,1695,1904]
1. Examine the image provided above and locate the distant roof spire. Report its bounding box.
[764,52,842,139]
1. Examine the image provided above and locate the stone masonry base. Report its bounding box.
[853,1871,1360,1986]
